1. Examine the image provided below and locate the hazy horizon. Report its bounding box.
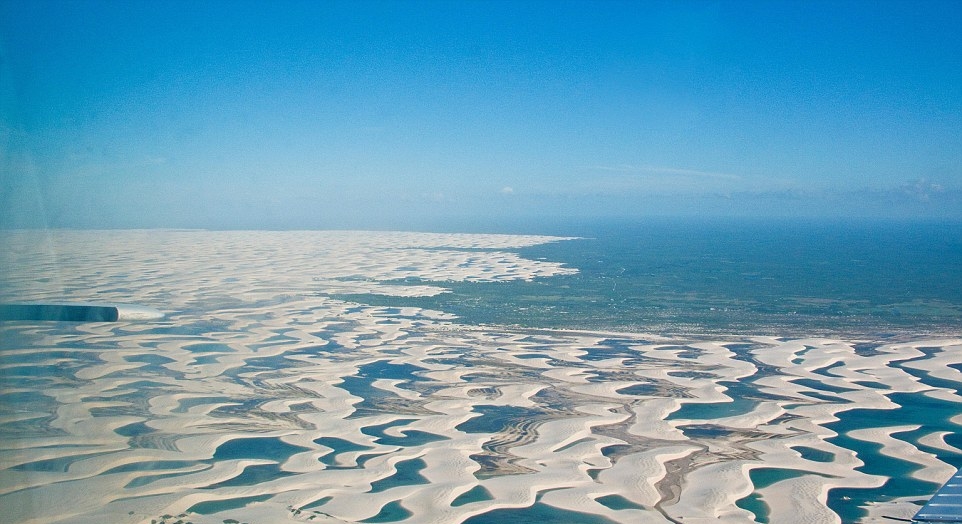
[2,1,961,230]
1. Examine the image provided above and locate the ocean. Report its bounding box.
[358,218,962,337]
[0,219,961,524]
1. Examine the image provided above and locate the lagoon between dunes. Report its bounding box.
[1,227,961,524]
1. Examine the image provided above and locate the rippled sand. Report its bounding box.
[1,230,959,523]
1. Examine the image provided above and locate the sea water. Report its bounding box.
[400,218,962,337]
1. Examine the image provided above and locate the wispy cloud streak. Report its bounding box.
[584,164,743,181]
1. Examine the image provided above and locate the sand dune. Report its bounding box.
[1,230,960,523]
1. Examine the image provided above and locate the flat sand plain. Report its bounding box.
[0,230,960,523]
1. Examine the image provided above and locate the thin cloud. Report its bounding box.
[585,164,743,181]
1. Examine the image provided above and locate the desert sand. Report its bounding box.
[1,230,959,523]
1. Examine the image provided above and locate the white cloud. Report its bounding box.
[500,186,514,194]
[899,178,944,201]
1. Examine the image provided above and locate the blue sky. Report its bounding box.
[2,0,960,230]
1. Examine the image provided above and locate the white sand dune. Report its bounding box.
[0,230,960,523]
